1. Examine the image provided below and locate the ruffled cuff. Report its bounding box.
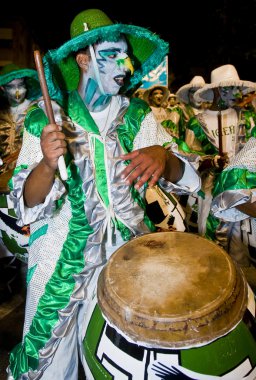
[211,189,256,222]
[10,164,66,226]
[159,153,201,194]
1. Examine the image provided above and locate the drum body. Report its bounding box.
[82,232,256,380]
[0,193,29,261]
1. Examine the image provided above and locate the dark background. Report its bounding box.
[1,0,256,91]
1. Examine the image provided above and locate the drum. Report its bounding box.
[82,232,256,379]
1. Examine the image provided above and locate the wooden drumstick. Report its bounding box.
[34,50,68,181]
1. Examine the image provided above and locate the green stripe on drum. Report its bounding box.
[8,209,16,217]
[29,224,48,245]
[0,194,8,208]
[83,304,112,379]
[83,303,256,379]
[180,321,256,374]
[1,230,27,255]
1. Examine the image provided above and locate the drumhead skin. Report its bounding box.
[98,232,248,348]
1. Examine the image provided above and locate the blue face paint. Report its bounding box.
[97,48,126,73]
[93,94,111,109]
[85,78,98,104]
[220,86,242,107]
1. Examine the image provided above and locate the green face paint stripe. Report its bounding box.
[116,59,125,67]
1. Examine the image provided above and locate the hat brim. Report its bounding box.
[0,69,38,86]
[44,23,169,104]
[176,84,204,104]
[143,85,170,104]
[194,80,256,103]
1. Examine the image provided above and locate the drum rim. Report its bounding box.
[97,232,248,348]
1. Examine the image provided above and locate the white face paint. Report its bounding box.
[2,78,27,107]
[94,38,133,95]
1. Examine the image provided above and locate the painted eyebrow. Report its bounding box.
[98,48,127,54]
[5,84,16,88]
[5,84,24,89]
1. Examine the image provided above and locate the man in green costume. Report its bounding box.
[7,9,200,379]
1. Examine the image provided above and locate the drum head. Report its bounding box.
[97,232,248,348]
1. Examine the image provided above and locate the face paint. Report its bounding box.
[220,86,242,107]
[3,78,27,107]
[94,38,134,95]
[188,88,201,108]
[82,68,111,111]
[80,37,134,111]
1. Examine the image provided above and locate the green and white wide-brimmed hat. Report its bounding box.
[44,8,169,103]
[0,64,41,100]
[194,64,256,103]
[176,76,205,104]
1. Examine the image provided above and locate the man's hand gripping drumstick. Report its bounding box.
[22,51,68,208]
[34,50,68,181]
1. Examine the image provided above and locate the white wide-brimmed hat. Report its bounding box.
[194,64,256,103]
[176,76,205,104]
[143,85,170,104]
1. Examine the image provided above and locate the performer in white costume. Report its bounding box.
[7,9,200,380]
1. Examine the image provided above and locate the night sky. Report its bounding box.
[1,0,256,91]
